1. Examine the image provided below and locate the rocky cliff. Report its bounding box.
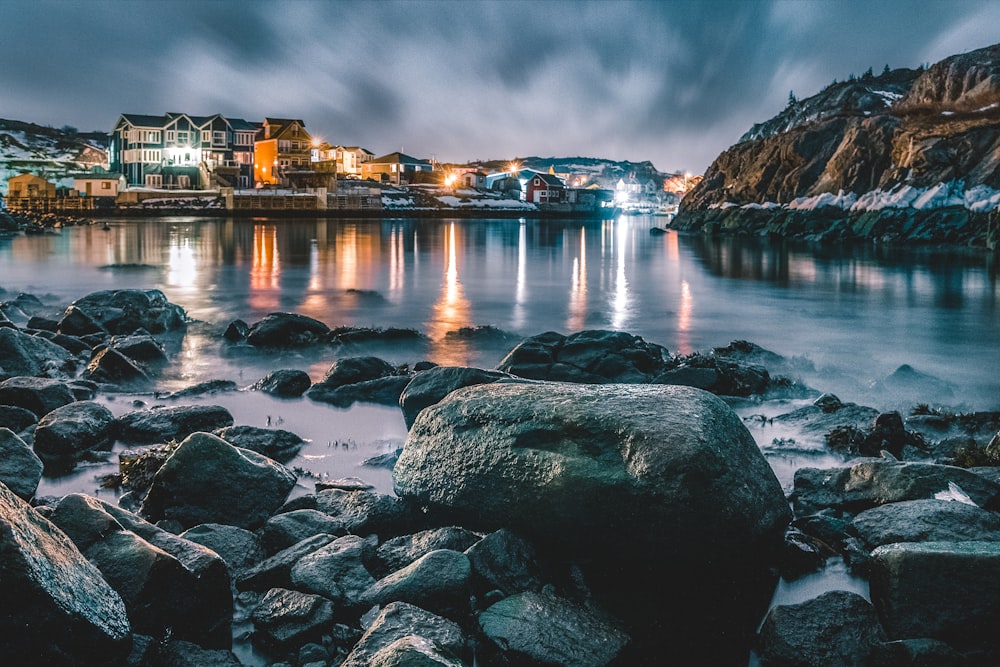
[675,43,1000,246]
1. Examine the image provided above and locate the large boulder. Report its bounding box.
[245,312,330,348]
[496,330,671,383]
[396,382,788,555]
[0,428,43,500]
[250,587,335,653]
[141,432,297,530]
[360,549,472,618]
[213,424,305,463]
[290,534,377,608]
[869,541,1000,651]
[248,369,312,397]
[59,289,186,335]
[0,376,77,418]
[306,356,409,407]
[394,382,790,662]
[0,326,76,378]
[32,400,116,464]
[81,346,152,388]
[117,404,235,444]
[0,483,132,664]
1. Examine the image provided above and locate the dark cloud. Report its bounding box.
[2,0,998,173]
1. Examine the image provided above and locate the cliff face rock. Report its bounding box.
[677,43,1000,245]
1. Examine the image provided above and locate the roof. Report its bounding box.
[229,118,259,131]
[531,172,565,187]
[368,151,432,166]
[118,113,169,128]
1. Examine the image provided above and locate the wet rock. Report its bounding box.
[779,526,837,579]
[870,541,1000,651]
[445,324,521,347]
[117,403,235,444]
[236,534,336,593]
[0,483,131,664]
[791,460,1000,516]
[395,382,790,662]
[398,366,514,429]
[179,523,265,576]
[246,312,330,348]
[464,528,545,598]
[0,376,77,417]
[49,493,232,648]
[757,590,886,667]
[141,431,297,530]
[213,424,305,463]
[851,499,1000,551]
[35,329,92,355]
[290,534,377,608]
[251,587,335,653]
[881,363,956,400]
[340,601,466,667]
[308,375,412,408]
[361,549,472,618]
[82,346,152,387]
[375,526,482,578]
[261,509,347,555]
[57,304,108,337]
[222,318,249,343]
[109,333,169,364]
[773,393,881,435]
[0,427,43,499]
[249,369,312,397]
[61,289,186,335]
[497,329,670,383]
[316,476,375,492]
[0,404,38,435]
[477,590,630,667]
[32,400,116,464]
[0,326,76,378]
[363,635,467,666]
[312,488,420,536]
[329,325,427,346]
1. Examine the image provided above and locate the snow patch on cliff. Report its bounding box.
[714,182,1000,213]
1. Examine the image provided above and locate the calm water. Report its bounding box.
[4,214,998,663]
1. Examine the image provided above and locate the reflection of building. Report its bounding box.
[109,112,258,189]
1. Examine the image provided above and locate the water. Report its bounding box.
[2,215,999,661]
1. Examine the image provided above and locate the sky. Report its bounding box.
[2,0,998,175]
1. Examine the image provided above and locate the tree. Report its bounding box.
[862,67,873,79]
[787,90,798,107]
[882,64,891,76]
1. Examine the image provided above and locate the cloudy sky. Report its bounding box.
[3,0,998,174]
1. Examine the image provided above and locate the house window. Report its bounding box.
[177,131,189,145]
[101,182,111,190]
[145,174,162,188]
[214,131,226,145]
[166,130,175,143]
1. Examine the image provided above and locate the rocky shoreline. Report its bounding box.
[671,206,1000,249]
[2,289,1000,666]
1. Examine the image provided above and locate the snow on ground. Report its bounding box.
[712,181,1000,214]
[435,195,534,209]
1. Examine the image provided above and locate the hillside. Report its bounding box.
[674,43,1000,246]
[0,119,108,195]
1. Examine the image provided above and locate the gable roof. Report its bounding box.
[368,152,432,166]
[117,113,169,129]
[530,172,565,187]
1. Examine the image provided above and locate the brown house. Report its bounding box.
[254,118,314,186]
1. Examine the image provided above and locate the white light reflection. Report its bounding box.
[567,226,588,331]
[167,237,197,289]
[428,222,471,365]
[611,218,628,329]
[513,220,527,330]
[678,279,693,355]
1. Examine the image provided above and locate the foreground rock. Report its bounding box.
[0,326,76,378]
[395,381,790,662]
[32,400,116,465]
[59,288,186,336]
[497,329,671,383]
[0,428,43,499]
[141,432,297,530]
[245,312,330,347]
[0,376,77,417]
[398,365,514,429]
[0,483,131,664]
[117,404,235,444]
